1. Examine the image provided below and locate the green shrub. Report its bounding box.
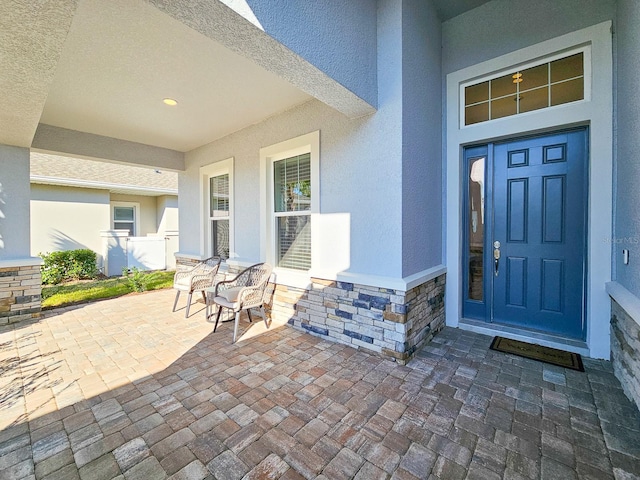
[122,266,146,293]
[40,249,99,285]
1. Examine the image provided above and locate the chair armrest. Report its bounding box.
[174,264,199,283]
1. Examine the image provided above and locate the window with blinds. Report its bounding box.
[274,154,311,270]
[113,206,135,235]
[210,174,230,258]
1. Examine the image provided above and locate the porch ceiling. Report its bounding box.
[1,0,369,155]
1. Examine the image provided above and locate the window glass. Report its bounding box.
[520,86,549,113]
[212,219,229,259]
[466,81,489,105]
[550,53,583,83]
[468,156,485,301]
[519,64,548,91]
[210,174,229,217]
[273,153,312,270]
[277,216,311,270]
[551,77,584,105]
[209,173,230,259]
[274,154,311,213]
[491,74,516,98]
[114,206,134,222]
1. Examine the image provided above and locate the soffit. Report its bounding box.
[38,0,312,152]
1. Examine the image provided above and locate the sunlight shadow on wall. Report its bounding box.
[312,212,351,276]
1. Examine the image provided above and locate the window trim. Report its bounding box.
[200,158,234,260]
[111,201,139,236]
[260,131,320,278]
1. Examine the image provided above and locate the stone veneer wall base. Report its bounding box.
[0,264,42,325]
[264,273,446,364]
[611,300,640,410]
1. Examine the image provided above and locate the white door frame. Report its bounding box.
[445,21,613,359]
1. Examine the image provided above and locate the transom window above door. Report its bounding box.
[463,50,586,126]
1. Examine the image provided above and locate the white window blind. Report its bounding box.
[210,174,230,258]
[274,153,311,270]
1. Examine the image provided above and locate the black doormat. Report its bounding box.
[490,336,584,371]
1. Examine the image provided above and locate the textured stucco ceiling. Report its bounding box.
[39,0,312,152]
[0,0,483,155]
[0,0,77,148]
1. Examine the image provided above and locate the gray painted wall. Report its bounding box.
[401,0,442,276]
[614,0,640,297]
[182,1,407,279]
[442,0,616,75]
[244,0,378,108]
[0,145,31,259]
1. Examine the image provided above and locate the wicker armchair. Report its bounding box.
[172,257,221,317]
[207,263,272,343]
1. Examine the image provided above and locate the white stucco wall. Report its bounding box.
[0,145,31,259]
[614,0,640,297]
[401,0,442,277]
[156,195,179,234]
[180,1,410,281]
[182,95,403,279]
[30,184,110,256]
[178,0,450,286]
[238,0,378,108]
[442,0,616,75]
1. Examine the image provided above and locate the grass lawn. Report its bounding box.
[42,270,175,309]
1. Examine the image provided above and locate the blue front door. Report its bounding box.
[464,128,588,340]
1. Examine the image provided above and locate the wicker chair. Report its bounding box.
[207,263,272,343]
[172,257,221,317]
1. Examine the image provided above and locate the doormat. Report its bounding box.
[490,336,584,372]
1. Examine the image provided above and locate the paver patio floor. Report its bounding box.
[1,289,639,479]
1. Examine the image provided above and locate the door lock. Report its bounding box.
[493,241,501,276]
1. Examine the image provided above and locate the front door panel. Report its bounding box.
[463,129,587,340]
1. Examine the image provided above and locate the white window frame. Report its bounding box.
[111,201,139,236]
[200,158,234,260]
[260,131,320,285]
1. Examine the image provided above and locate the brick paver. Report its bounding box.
[0,289,639,479]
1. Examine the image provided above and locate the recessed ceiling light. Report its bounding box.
[163,98,178,106]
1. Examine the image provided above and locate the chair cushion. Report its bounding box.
[218,287,242,302]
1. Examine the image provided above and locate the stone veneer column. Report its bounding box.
[0,145,42,323]
[265,274,446,364]
[0,258,43,324]
[611,300,640,410]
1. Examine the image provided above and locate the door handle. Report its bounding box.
[493,241,501,276]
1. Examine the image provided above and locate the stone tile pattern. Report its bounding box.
[0,264,41,325]
[0,290,639,480]
[264,273,445,365]
[611,299,640,410]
